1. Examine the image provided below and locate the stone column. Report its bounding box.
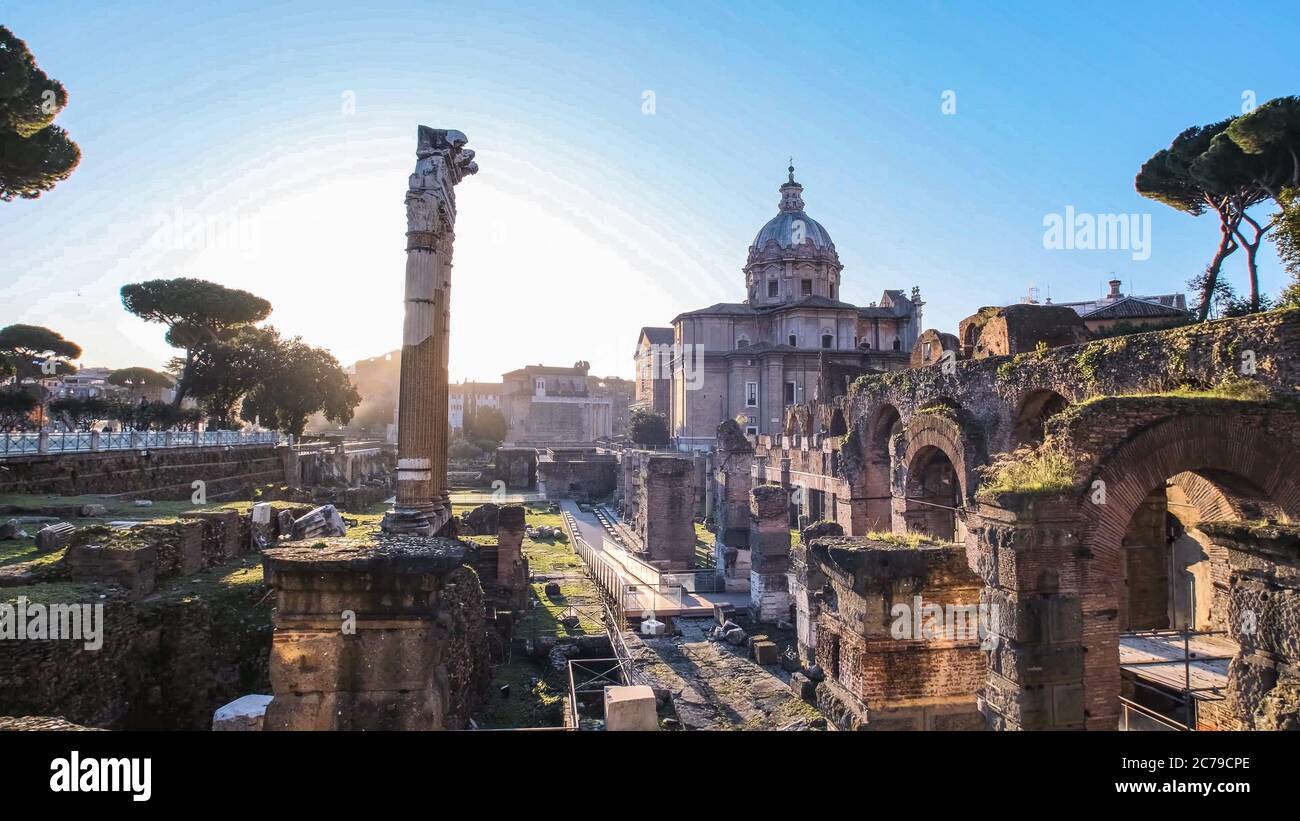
[383,127,477,536]
[749,484,792,623]
[713,420,754,589]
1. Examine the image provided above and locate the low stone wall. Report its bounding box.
[0,444,287,500]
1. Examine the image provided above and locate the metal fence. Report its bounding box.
[0,429,285,458]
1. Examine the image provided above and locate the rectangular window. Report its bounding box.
[788,334,797,347]
[801,279,812,296]
[745,381,758,407]
[821,334,833,349]
[784,381,796,404]
[767,280,779,298]
[745,425,759,436]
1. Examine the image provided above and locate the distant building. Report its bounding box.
[632,327,673,417]
[449,381,502,433]
[1043,279,1189,335]
[502,362,625,445]
[643,165,921,449]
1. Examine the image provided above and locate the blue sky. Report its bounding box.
[2,0,1297,380]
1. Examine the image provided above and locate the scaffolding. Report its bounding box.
[1118,628,1235,731]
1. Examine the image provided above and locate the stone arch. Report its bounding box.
[1072,410,1300,729]
[1080,413,1300,556]
[899,412,974,542]
[1011,389,1068,448]
[858,403,901,533]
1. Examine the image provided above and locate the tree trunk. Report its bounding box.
[1196,222,1239,321]
[172,347,194,407]
[1235,212,1268,313]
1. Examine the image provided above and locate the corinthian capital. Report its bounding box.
[406,126,477,238]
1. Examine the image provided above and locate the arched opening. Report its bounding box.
[1074,410,1300,731]
[904,445,960,542]
[829,408,847,437]
[861,405,901,532]
[1012,389,1068,447]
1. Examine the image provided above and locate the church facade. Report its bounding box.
[641,166,923,449]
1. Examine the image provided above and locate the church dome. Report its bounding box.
[751,210,834,251]
[747,164,836,259]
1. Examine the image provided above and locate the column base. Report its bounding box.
[381,503,452,537]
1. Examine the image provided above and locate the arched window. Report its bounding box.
[736,337,750,349]
[892,338,901,351]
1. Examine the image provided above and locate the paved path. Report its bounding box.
[624,618,825,731]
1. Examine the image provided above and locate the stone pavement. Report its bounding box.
[623,617,825,730]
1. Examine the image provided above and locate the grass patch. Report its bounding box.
[694,522,714,567]
[862,530,929,549]
[473,656,568,729]
[1077,376,1273,405]
[977,445,1074,498]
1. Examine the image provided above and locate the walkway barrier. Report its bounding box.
[1,429,285,458]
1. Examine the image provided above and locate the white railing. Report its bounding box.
[0,429,286,458]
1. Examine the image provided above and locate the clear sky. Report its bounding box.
[3,0,1297,381]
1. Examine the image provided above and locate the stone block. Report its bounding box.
[603,685,658,731]
[752,639,779,665]
[35,522,75,553]
[212,694,272,731]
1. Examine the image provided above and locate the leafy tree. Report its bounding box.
[0,323,80,382]
[240,335,360,437]
[1225,97,1300,306]
[465,405,506,446]
[1137,121,1245,321]
[0,388,37,430]
[1275,188,1300,308]
[119,278,271,405]
[48,396,112,431]
[188,325,279,429]
[629,408,670,447]
[0,26,81,201]
[1189,132,1273,312]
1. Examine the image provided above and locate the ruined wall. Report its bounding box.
[1211,522,1300,730]
[622,450,698,568]
[804,536,985,730]
[0,444,287,500]
[537,458,617,501]
[0,572,273,730]
[494,447,537,490]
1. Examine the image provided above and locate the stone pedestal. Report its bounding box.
[261,535,482,731]
[749,484,792,623]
